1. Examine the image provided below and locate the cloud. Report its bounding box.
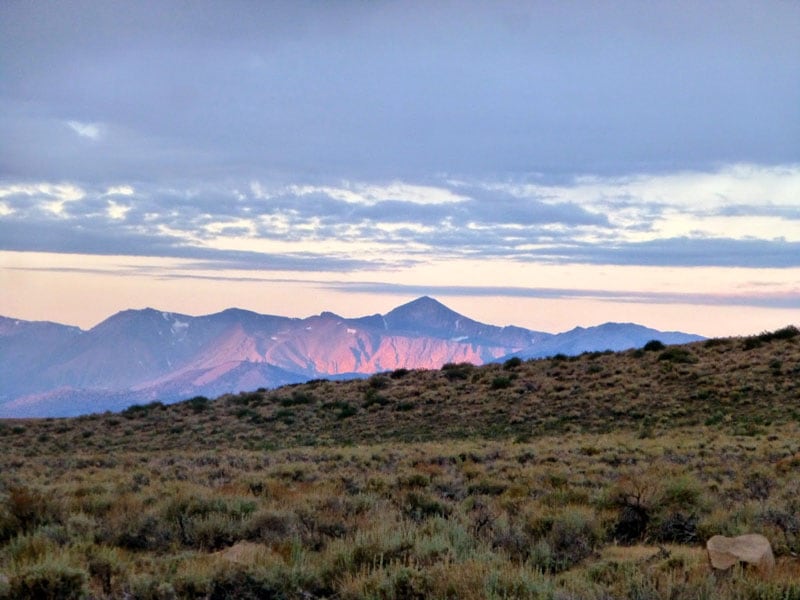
[105,185,134,196]
[563,237,800,268]
[0,183,85,201]
[1,164,799,270]
[0,182,86,217]
[106,200,130,220]
[278,182,468,206]
[322,281,800,310]
[66,120,103,140]
[2,2,798,183]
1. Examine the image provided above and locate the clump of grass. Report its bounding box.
[5,556,87,600]
[490,376,512,390]
[186,395,210,412]
[658,347,698,364]
[743,325,799,350]
[441,362,474,380]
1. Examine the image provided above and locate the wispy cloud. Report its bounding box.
[8,263,796,311]
[272,182,468,206]
[1,164,798,270]
[322,282,800,310]
[105,185,134,196]
[66,120,103,141]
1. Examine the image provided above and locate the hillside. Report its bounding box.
[1,328,798,600]
[4,326,796,453]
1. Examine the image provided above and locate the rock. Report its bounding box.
[214,541,266,564]
[707,534,775,575]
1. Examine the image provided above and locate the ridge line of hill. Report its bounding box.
[3,326,796,454]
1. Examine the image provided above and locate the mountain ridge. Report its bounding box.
[0,297,703,417]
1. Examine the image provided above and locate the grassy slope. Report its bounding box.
[3,332,798,453]
[0,329,799,599]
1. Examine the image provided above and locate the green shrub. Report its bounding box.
[279,391,315,406]
[86,547,123,597]
[187,514,243,550]
[490,376,512,390]
[363,388,390,408]
[187,396,210,412]
[744,470,775,501]
[467,479,507,496]
[659,474,704,510]
[404,492,450,522]
[0,504,18,543]
[503,356,522,370]
[232,392,264,406]
[546,508,600,572]
[742,337,763,350]
[657,348,698,364]
[7,559,87,600]
[769,325,799,340]
[337,404,358,419]
[740,326,797,350]
[4,531,59,564]
[322,400,349,411]
[121,404,146,418]
[441,362,473,381]
[398,473,430,489]
[244,509,299,544]
[122,401,164,418]
[375,566,430,600]
[127,575,179,600]
[204,566,284,600]
[109,513,174,551]
[3,486,59,536]
[234,407,259,421]
[643,340,665,351]
[758,508,800,555]
[368,374,390,390]
[304,378,329,387]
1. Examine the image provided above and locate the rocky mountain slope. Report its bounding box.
[0,297,702,417]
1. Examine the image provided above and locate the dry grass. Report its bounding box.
[0,329,799,598]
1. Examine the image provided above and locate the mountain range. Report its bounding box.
[0,296,703,417]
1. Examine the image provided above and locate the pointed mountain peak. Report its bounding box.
[383,296,469,334]
[390,296,454,313]
[318,311,343,319]
[89,307,195,336]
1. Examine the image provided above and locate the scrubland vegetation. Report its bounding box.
[1,327,799,598]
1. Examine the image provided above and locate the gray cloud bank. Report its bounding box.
[2,1,798,182]
[1,2,798,283]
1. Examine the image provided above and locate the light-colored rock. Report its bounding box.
[707,534,775,575]
[214,541,267,564]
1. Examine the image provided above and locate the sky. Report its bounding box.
[1,0,799,337]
